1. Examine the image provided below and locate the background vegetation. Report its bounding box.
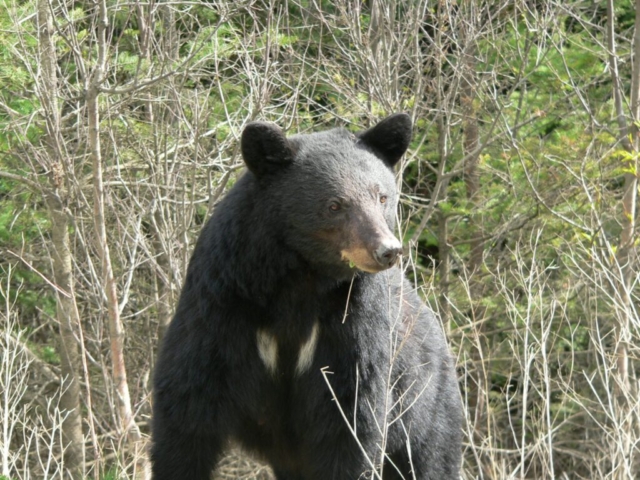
[0,0,638,478]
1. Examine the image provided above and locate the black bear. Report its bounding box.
[151,114,462,480]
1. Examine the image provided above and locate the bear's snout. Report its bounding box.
[374,241,402,269]
[340,232,402,273]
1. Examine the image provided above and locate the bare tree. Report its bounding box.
[81,0,149,475]
[604,0,640,475]
[36,0,85,476]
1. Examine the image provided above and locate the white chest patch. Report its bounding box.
[256,322,321,376]
[256,329,278,375]
[295,321,320,376]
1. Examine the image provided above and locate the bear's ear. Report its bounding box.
[356,113,412,168]
[241,122,295,177]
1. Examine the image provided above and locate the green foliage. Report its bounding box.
[90,467,121,480]
[0,180,55,319]
[0,183,46,243]
[39,345,59,364]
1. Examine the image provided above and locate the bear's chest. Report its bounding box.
[248,277,343,377]
[255,319,320,377]
[226,282,384,461]
[231,319,335,468]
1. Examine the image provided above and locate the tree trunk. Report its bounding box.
[37,1,85,477]
[152,208,174,344]
[460,2,488,453]
[438,211,450,326]
[48,200,86,479]
[460,2,484,309]
[87,0,149,476]
[154,0,179,343]
[606,0,639,476]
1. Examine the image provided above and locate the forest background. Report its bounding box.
[0,0,639,479]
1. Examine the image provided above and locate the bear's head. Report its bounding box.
[241,114,412,280]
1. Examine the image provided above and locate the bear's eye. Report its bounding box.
[380,195,387,204]
[329,201,342,212]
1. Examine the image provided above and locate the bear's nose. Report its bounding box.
[374,242,403,268]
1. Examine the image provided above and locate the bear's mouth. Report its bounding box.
[340,248,389,273]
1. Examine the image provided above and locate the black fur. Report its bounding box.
[151,114,462,480]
